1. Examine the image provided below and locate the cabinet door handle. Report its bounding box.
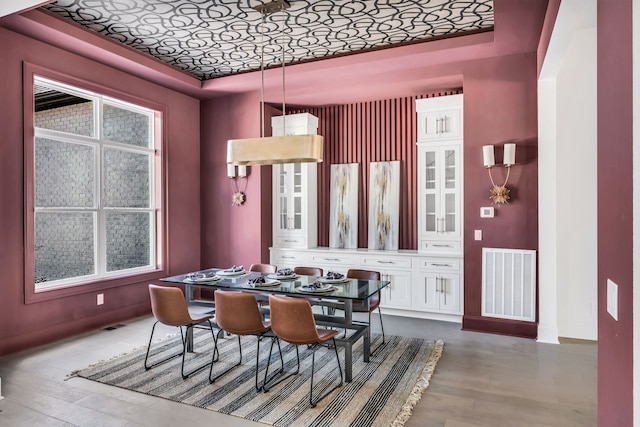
[435,277,440,293]
[324,258,340,261]
[430,263,452,267]
[377,260,394,264]
[442,278,447,305]
[442,116,448,133]
[282,256,295,259]
[432,244,453,248]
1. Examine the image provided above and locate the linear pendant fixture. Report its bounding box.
[226,0,324,166]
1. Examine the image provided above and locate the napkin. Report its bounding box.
[300,281,330,291]
[185,271,216,280]
[224,265,244,273]
[276,268,294,276]
[325,271,344,280]
[247,276,266,286]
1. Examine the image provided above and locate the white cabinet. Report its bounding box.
[416,94,463,141]
[361,255,413,309]
[417,144,462,254]
[272,113,319,248]
[269,247,463,321]
[414,257,462,314]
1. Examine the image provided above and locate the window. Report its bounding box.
[32,76,158,291]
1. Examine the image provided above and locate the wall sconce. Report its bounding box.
[227,165,248,206]
[483,143,516,204]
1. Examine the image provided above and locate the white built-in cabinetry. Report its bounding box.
[415,94,464,319]
[269,95,464,322]
[271,113,318,248]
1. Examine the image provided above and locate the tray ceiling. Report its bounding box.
[43,0,494,81]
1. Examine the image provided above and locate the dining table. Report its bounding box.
[159,267,391,382]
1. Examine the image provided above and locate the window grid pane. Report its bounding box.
[35,212,95,282]
[33,76,157,290]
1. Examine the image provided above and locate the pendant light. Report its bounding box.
[226,0,323,166]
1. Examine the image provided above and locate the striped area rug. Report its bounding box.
[74,330,444,427]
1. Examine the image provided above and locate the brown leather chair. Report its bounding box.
[264,295,343,407]
[249,263,277,274]
[210,290,283,390]
[293,266,323,277]
[347,269,385,355]
[145,284,218,379]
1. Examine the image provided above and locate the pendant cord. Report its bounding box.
[281,10,286,129]
[260,15,266,138]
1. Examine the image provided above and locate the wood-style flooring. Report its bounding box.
[0,314,596,426]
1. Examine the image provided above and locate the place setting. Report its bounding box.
[267,267,299,280]
[242,276,281,289]
[317,271,351,285]
[296,280,339,295]
[183,271,221,283]
[215,265,246,277]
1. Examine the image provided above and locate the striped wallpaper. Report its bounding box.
[291,90,462,250]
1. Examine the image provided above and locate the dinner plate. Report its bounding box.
[183,275,221,284]
[296,285,338,294]
[318,277,350,284]
[267,273,299,280]
[217,269,246,276]
[242,278,281,288]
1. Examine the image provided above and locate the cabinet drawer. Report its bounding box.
[311,253,358,266]
[272,251,309,265]
[420,240,462,254]
[361,256,412,269]
[418,258,461,272]
[274,236,306,247]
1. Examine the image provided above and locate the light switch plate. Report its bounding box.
[474,230,482,240]
[607,279,618,321]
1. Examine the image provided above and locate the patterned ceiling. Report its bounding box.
[43,0,494,81]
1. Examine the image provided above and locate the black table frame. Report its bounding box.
[160,268,390,382]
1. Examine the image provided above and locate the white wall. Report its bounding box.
[538,0,597,341]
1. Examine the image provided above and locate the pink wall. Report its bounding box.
[597,0,634,423]
[462,53,539,337]
[0,27,201,355]
[200,93,274,269]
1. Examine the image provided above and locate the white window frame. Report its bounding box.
[33,76,158,291]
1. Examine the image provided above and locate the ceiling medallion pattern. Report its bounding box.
[44,0,494,80]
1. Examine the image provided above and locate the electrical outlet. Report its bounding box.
[97,293,104,305]
[607,279,618,321]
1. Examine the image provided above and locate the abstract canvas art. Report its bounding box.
[330,163,359,249]
[368,161,400,250]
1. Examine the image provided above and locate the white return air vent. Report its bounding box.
[482,248,536,322]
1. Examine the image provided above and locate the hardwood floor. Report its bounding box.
[0,314,596,426]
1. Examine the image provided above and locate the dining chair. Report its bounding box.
[145,284,218,379]
[210,290,284,391]
[347,269,385,355]
[293,266,326,314]
[249,263,278,274]
[293,266,323,277]
[264,295,343,407]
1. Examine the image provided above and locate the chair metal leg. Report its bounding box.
[209,334,242,383]
[144,321,185,370]
[310,337,344,407]
[181,320,219,379]
[261,337,285,391]
[367,308,386,356]
[263,341,299,392]
[145,320,218,379]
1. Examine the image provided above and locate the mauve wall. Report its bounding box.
[200,93,274,269]
[0,27,201,355]
[200,53,539,337]
[597,0,634,424]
